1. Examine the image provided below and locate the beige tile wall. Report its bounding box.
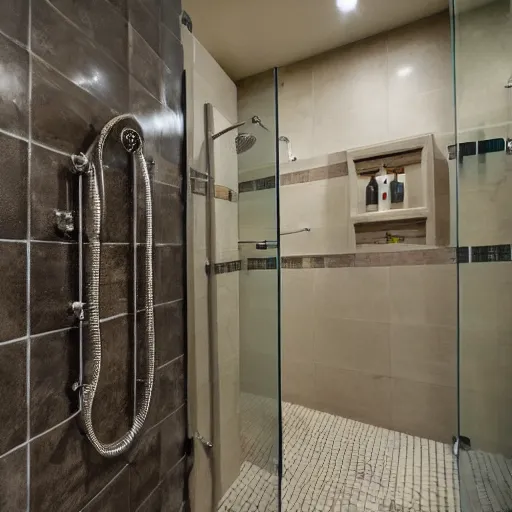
[185,29,241,508]
[282,265,458,444]
[238,12,453,165]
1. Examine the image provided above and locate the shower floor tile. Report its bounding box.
[218,396,512,512]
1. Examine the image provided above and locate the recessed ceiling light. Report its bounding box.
[397,66,413,77]
[336,0,358,13]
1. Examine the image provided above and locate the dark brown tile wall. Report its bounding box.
[0,0,186,510]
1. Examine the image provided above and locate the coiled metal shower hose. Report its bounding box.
[82,114,155,457]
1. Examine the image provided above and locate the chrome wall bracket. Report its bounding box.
[55,209,75,236]
[71,152,90,174]
[194,431,213,449]
[506,138,512,155]
[71,301,86,321]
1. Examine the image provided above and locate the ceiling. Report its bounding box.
[183,0,494,81]
[183,0,454,80]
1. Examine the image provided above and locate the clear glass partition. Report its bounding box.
[452,0,512,509]
[216,69,281,510]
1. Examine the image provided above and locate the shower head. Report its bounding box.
[506,76,512,89]
[235,133,257,154]
[251,116,270,132]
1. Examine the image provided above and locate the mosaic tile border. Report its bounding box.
[238,162,348,193]
[242,245,512,270]
[214,260,242,274]
[190,169,238,201]
[247,257,278,270]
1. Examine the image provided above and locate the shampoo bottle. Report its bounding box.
[366,176,379,212]
[390,172,405,207]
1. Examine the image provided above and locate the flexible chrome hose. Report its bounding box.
[82,114,155,457]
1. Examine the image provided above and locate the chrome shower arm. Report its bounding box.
[212,121,246,140]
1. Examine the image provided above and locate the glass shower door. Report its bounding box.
[452,1,512,510]
[216,69,282,511]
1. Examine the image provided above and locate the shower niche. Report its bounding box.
[347,134,450,251]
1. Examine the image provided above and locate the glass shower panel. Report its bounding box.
[452,0,512,510]
[216,69,281,511]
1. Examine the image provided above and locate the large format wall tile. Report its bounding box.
[30,242,77,334]
[0,0,29,44]
[156,355,185,421]
[0,341,26,455]
[30,145,73,242]
[0,133,27,240]
[30,328,79,436]
[0,242,26,342]
[81,469,130,512]
[129,27,161,99]
[154,300,185,366]
[30,418,125,512]
[0,33,29,137]
[47,0,128,69]
[32,59,115,154]
[0,445,27,511]
[32,0,129,112]
[129,0,160,55]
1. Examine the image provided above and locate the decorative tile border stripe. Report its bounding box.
[280,162,349,186]
[215,185,238,203]
[190,169,238,201]
[214,260,242,274]
[239,176,276,193]
[190,168,207,196]
[247,257,277,270]
[281,248,456,269]
[238,162,349,193]
[457,244,512,263]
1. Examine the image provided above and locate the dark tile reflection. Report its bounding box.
[0,341,26,456]
[82,469,130,512]
[32,59,115,154]
[47,0,128,69]
[86,315,132,443]
[154,300,184,366]
[32,0,129,112]
[102,167,132,243]
[30,328,79,437]
[154,245,184,305]
[0,445,27,511]
[98,244,131,318]
[106,0,128,17]
[0,133,27,240]
[130,27,162,99]
[160,405,186,475]
[156,355,185,421]
[129,0,160,55]
[31,145,74,242]
[153,183,183,244]
[129,428,160,509]
[0,242,26,342]
[30,418,124,512]
[0,33,29,137]
[160,26,182,77]
[30,242,77,335]
[161,0,181,40]
[161,458,185,511]
[0,0,29,44]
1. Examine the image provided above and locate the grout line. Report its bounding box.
[77,464,129,512]
[41,0,129,74]
[26,0,33,507]
[0,26,29,51]
[0,239,27,243]
[0,123,72,160]
[156,353,184,371]
[0,335,28,346]
[30,239,76,245]
[135,297,183,314]
[30,325,77,339]
[146,403,186,434]
[100,312,130,324]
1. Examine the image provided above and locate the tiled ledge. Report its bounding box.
[189,168,238,201]
[214,260,242,274]
[238,162,348,193]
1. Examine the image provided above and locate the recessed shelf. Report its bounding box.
[352,207,428,225]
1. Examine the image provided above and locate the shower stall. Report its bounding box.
[185,1,512,511]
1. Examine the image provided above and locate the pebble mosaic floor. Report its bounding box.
[218,395,512,512]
